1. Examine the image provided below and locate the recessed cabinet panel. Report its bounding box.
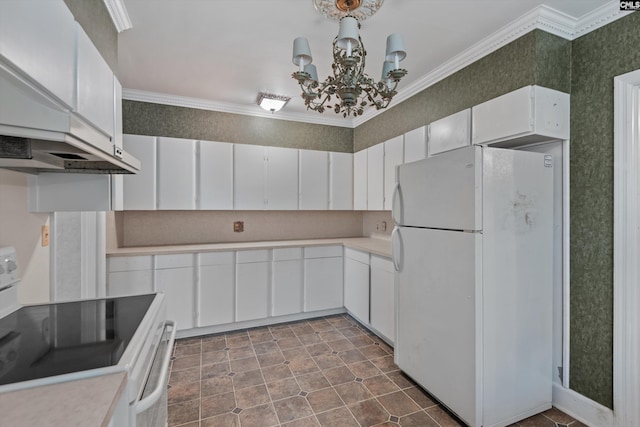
[199,262,235,327]
[75,23,114,137]
[156,266,195,331]
[273,259,303,316]
[370,255,395,343]
[304,257,343,312]
[353,150,367,210]
[404,126,427,164]
[344,251,370,324]
[199,140,233,210]
[123,135,157,210]
[266,146,299,210]
[0,0,75,108]
[236,262,269,322]
[384,136,404,211]
[367,144,384,211]
[234,144,266,210]
[107,270,154,297]
[299,150,329,210]
[157,137,196,210]
[329,152,353,210]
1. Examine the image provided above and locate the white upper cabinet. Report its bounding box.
[428,109,471,156]
[299,150,329,210]
[353,150,367,210]
[75,23,114,137]
[266,146,299,210]
[367,143,384,211]
[198,140,233,210]
[403,126,427,163]
[472,85,570,147]
[157,137,196,210]
[113,77,123,149]
[0,0,75,109]
[329,152,353,210]
[123,135,157,210]
[384,136,404,211]
[234,144,266,210]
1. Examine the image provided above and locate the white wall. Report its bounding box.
[0,170,49,303]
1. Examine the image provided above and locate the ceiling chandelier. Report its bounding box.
[291,0,407,117]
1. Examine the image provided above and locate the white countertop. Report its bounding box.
[0,371,127,427]
[107,236,392,258]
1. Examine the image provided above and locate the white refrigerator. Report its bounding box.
[391,145,553,427]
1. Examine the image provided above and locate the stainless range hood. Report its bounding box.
[0,72,140,174]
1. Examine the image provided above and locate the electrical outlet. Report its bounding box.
[233,221,244,232]
[41,225,49,247]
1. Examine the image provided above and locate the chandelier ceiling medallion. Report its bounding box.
[291,0,407,117]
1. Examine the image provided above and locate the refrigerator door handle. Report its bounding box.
[391,227,402,271]
[392,183,402,225]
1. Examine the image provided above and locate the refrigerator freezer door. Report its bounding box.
[394,226,482,427]
[394,146,482,231]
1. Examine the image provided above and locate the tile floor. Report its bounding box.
[168,314,585,427]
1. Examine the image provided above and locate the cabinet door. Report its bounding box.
[304,257,343,312]
[370,255,395,343]
[107,270,154,297]
[299,150,328,210]
[428,109,471,156]
[198,140,233,210]
[404,126,427,163]
[156,267,195,331]
[273,259,303,316]
[384,136,404,211]
[266,147,299,210]
[123,135,157,210]
[0,0,75,108]
[157,137,196,210]
[367,143,384,210]
[353,150,367,210]
[236,262,269,322]
[329,152,353,210]
[234,144,265,210]
[113,77,123,149]
[344,255,370,324]
[199,263,235,327]
[75,23,114,137]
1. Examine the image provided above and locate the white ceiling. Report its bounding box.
[117,0,612,127]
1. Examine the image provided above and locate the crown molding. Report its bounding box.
[122,2,628,129]
[103,0,132,33]
[352,1,628,127]
[122,89,353,128]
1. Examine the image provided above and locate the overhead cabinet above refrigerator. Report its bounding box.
[392,145,554,427]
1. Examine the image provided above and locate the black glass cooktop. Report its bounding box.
[0,294,155,386]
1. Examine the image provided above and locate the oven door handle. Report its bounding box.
[135,320,176,415]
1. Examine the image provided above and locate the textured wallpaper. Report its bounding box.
[569,11,640,409]
[123,101,354,153]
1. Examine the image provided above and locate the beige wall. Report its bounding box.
[109,210,367,248]
[0,170,50,304]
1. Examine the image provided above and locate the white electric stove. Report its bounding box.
[0,247,175,427]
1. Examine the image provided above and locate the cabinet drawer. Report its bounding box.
[370,254,393,272]
[236,249,269,263]
[199,251,234,266]
[156,253,194,269]
[344,248,370,264]
[273,247,303,261]
[304,245,343,259]
[108,255,153,272]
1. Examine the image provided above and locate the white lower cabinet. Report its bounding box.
[155,254,195,331]
[304,246,344,312]
[235,250,269,322]
[344,248,370,324]
[272,248,303,316]
[198,252,235,327]
[370,255,395,343]
[107,255,154,296]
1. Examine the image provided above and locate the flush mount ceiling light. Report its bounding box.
[257,93,291,112]
[292,0,407,117]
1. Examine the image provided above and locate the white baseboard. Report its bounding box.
[176,308,347,338]
[553,382,614,427]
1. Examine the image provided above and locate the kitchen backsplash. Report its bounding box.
[107,210,369,248]
[362,211,393,239]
